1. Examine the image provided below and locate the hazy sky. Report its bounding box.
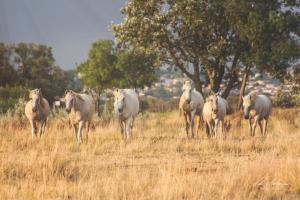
[0,0,126,69]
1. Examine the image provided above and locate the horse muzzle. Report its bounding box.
[118,108,123,113]
[244,114,249,120]
[244,107,251,119]
[66,108,71,113]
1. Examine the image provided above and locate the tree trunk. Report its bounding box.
[203,68,210,86]
[193,61,202,94]
[237,66,251,110]
[221,70,238,99]
[221,52,240,99]
[215,65,225,93]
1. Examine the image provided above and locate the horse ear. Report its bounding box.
[113,89,119,97]
[65,90,68,95]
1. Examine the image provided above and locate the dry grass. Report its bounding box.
[0,108,300,200]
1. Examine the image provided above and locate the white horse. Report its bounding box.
[25,88,50,139]
[243,92,272,136]
[202,94,227,138]
[61,90,95,144]
[179,81,204,138]
[52,100,64,113]
[114,89,139,140]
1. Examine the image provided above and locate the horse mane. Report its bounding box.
[74,93,85,102]
[248,92,258,102]
[36,92,46,110]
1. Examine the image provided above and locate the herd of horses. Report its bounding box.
[24,80,272,144]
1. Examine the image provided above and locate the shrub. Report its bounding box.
[273,85,300,108]
[0,86,27,113]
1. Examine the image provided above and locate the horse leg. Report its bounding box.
[263,118,269,137]
[42,120,47,135]
[130,117,135,138]
[205,122,210,138]
[184,112,189,137]
[72,123,78,143]
[37,122,42,137]
[30,120,36,139]
[208,122,213,138]
[39,120,46,137]
[126,117,133,139]
[86,121,90,143]
[248,118,253,136]
[119,119,125,139]
[258,120,263,136]
[220,119,224,139]
[78,121,84,144]
[252,117,258,137]
[214,120,219,138]
[195,115,200,138]
[190,111,196,138]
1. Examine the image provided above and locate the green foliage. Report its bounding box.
[274,64,300,107]
[6,98,27,118]
[273,90,299,108]
[12,43,70,102]
[116,50,157,88]
[0,43,18,86]
[77,39,157,90]
[113,0,300,95]
[0,43,81,112]
[0,86,27,113]
[77,40,117,89]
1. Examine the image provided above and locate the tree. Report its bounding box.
[77,40,117,90]
[77,39,157,90]
[225,0,300,108]
[116,50,157,88]
[0,43,18,86]
[112,0,300,98]
[12,43,69,102]
[0,43,81,112]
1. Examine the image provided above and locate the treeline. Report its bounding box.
[0,43,81,112]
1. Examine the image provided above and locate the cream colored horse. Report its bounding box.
[180,81,204,138]
[243,92,272,136]
[25,89,50,139]
[61,90,95,144]
[202,94,228,138]
[114,89,139,140]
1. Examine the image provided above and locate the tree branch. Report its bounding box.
[221,52,240,98]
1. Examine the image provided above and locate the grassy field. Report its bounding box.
[0,108,300,199]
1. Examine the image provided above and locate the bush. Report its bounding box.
[0,86,28,113]
[5,98,27,119]
[273,85,300,108]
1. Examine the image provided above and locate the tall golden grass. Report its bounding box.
[0,108,300,199]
